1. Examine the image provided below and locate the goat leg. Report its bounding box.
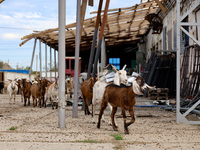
[85,98,91,115]
[24,96,26,106]
[13,94,16,104]
[50,98,54,110]
[121,108,129,134]
[126,108,135,127]
[97,101,108,129]
[111,107,118,131]
[9,94,12,104]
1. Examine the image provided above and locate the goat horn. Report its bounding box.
[144,83,156,89]
[122,64,127,70]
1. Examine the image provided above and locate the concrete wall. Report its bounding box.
[3,72,36,81]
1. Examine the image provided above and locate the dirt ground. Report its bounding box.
[0,94,200,150]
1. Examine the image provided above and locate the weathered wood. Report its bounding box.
[88,0,93,6]
[20,1,159,51]
[155,0,166,13]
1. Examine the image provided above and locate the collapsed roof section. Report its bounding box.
[20,1,159,52]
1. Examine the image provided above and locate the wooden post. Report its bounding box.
[87,0,103,80]
[92,0,110,78]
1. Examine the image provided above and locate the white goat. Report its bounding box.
[65,77,74,100]
[92,66,128,124]
[7,80,18,104]
[45,80,59,109]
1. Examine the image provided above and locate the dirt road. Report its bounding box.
[0,94,200,150]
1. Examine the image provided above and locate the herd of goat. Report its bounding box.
[0,64,155,134]
[0,77,74,109]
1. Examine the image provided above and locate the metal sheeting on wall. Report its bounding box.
[142,51,176,97]
[180,44,200,108]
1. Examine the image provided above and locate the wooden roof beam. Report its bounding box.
[154,0,166,13]
[0,0,5,4]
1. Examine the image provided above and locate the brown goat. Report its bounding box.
[21,79,32,106]
[31,80,42,107]
[39,78,49,107]
[97,76,154,134]
[81,77,97,115]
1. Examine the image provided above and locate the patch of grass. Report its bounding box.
[9,126,16,130]
[77,139,101,143]
[111,134,123,140]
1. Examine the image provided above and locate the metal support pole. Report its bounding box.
[92,0,110,78]
[87,0,103,80]
[176,0,181,124]
[39,39,42,78]
[58,0,66,128]
[54,49,56,79]
[36,55,38,77]
[50,47,52,82]
[73,0,81,118]
[45,43,47,79]
[29,38,37,80]
[101,36,106,71]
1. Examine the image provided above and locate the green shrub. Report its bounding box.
[9,126,16,130]
[112,134,123,140]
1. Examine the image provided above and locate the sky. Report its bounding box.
[0,0,141,71]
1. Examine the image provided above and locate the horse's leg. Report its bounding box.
[121,107,129,134]
[97,101,108,129]
[111,107,118,131]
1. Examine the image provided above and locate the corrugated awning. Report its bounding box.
[20,1,159,52]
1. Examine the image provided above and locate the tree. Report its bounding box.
[42,62,58,72]
[0,61,3,68]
